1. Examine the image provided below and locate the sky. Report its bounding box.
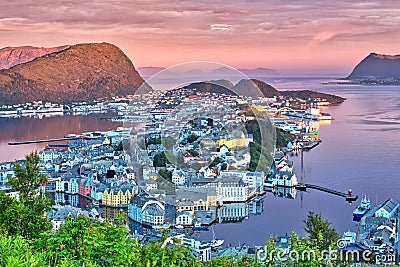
[0,0,400,75]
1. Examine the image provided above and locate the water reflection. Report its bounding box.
[0,113,120,162]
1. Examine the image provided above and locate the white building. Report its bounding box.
[142,200,165,226]
[172,169,186,185]
[375,198,399,219]
[176,211,193,226]
[215,175,249,203]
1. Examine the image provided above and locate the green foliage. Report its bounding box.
[153,152,170,167]
[0,152,51,239]
[0,234,48,267]
[8,151,48,197]
[209,157,222,168]
[44,215,140,266]
[245,120,262,144]
[115,141,124,151]
[276,128,295,148]
[303,211,339,249]
[187,134,200,143]
[188,149,199,157]
[161,136,176,150]
[158,168,172,181]
[0,207,346,267]
[248,142,272,174]
[146,137,161,147]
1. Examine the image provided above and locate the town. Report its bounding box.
[1,85,397,264]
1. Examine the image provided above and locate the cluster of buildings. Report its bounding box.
[0,85,340,261]
[341,198,400,265]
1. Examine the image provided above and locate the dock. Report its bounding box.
[8,137,78,145]
[296,183,358,202]
[273,183,358,202]
[8,136,99,145]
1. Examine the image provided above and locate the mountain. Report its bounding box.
[183,79,343,104]
[137,66,166,77]
[0,45,69,70]
[232,79,280,98]
[183,81,235,96]
[347,53,400,79]
[238,68,278,77]
[280,90,344,105]
[0,43,146,104]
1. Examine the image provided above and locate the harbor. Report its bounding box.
[0,79,399,259]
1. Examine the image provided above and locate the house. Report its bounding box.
[91,183,107,201]
[129,192,175,227]
[183,152,195,163]
[145,172,158,180]
[176,199,195,215]
[102,184,138,206]
[172,169,186,185]
[142,200,165,226]
[217,132,253,149]
[0,162,13,186]
[176,188,217,213]
[78,179,92,197]
[217,144,230,157]
[124,168,135,179]
[176,211,193,226]
[375,198,399,219]
[174,235,211,262]
[144,179,158,191]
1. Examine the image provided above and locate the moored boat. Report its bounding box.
[353,195,371,221]
[209,227,224,248]
[192,223,209,231]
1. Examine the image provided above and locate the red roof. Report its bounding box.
[183,152,194,158]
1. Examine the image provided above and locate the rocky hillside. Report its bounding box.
[184,79,343,104]
[0,45,69,70]
[0,43,145,104]
[347,53,400,79]
[280,90,344,105]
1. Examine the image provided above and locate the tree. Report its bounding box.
[187,134,199,143]
[8,151,48,197]
[158,169,172,181]
[303,211,339,249]
[153,152,169,167]
[0,152,51,239]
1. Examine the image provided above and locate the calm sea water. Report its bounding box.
[1,78,399,246]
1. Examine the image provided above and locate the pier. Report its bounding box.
[273,183,358,202]
[295,183,358,202]
[8,136,98,145]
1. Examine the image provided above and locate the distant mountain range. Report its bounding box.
[137,66,278,78]
[0,43,145,105]
[347,53,400,83]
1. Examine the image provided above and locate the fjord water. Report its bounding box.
[0,113,120,162]
[198,79,400,246]
[1,78,399,246]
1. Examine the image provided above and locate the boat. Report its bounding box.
[175,225,184,229]
[209,227,224,248]
[192,223,209,231]
[353,195,371,221]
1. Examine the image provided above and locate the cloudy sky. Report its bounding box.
[1,0,399,75]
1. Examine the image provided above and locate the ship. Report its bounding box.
[353,195,371,221]
[192,223,209,231]
[209,227,224,248]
